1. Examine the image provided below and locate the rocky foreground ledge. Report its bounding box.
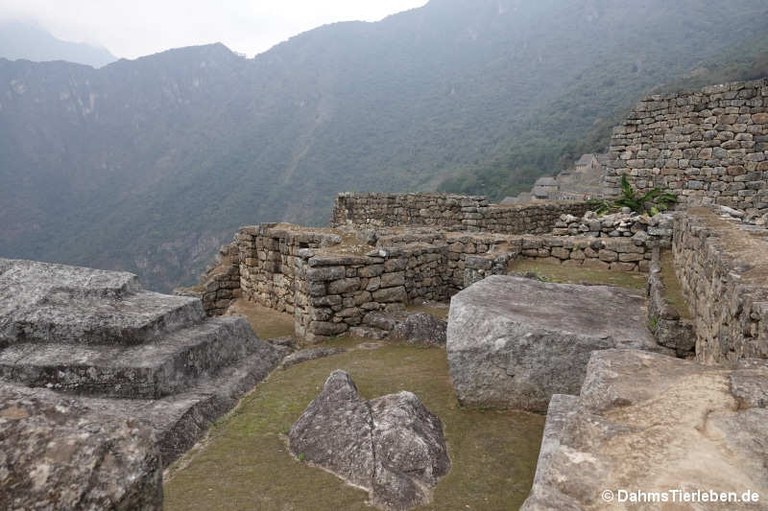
[0,258,283,507]
[522,349,768,510]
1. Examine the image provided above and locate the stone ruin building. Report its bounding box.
[1,77,767,509]
[502,152,608,204]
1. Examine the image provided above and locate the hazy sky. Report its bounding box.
[0,0,429,59]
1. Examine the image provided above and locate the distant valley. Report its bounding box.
[1,0,767,290]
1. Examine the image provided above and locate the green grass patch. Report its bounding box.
[226,300,296,340]
[508,258,647,290]
[659,251,692,320]
[164,339,544,511]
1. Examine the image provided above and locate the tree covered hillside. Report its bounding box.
[1,0,767,290]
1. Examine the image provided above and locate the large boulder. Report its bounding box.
[522,350,768,510]
[447,275,665,412]
[288,370,450,511]
[0,383,162,511]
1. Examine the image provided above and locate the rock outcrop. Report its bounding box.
[288,370,450,511]
[0,258,282,466]
[0,383,162,511]
[523,349,768,510]
[447,275,665,412]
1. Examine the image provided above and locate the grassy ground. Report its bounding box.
[659,251,693,320]
[508,258,648,290]
[163,337,544,511]
[226,300,295,339]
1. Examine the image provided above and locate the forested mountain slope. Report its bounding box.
[1,0,766,290]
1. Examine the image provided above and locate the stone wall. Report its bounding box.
[293,245,450,342]
[331,193,592,233]
[606,78,768,222]
[193,220,659,342]
[673,208,768,364]
[195,243,241,316]
[237,224,340,314]
[463,235,653,287]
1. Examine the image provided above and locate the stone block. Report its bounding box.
[380,272,406,287]
[447,276,660,412]
[327,277,362,295]
[522,350,768,510]
[0,383,163,511]
[372,286,408,303]
[307,266,346,282]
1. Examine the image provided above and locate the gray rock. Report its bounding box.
[522,349,768,510]
[289,370,450,511]
[390,312,447,346]
[0,257,282,467]
[0,383,162,511]
[280,347,346,369]
[363,311,400,331]
[447,275,663,411]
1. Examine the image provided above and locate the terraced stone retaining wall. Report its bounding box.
[606,78,768,222]
[331,193,592,233]
[198,221,661,342]
[673,208,768,364]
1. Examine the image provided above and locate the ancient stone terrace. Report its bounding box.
[0,258,281,472]
[197,199,673,343]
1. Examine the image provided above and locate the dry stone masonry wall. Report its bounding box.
[673,208,768,364]
[606,78,768,223]
[332,192,591,233]
[197,217,663,342]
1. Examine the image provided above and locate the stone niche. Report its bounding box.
[447,275,666,412]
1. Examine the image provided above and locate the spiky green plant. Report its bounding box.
[599,175,678,216]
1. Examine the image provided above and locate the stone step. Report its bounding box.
[73,339,283,466]
[0,317,260,399]
[5,290,205,347]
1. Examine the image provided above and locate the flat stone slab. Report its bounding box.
[0,258,204,348]
[0,257,284,469]
[49,339,281,466]
[447,275,663,411]
[0,317,262,399]
[0,383,163,511]
[522,349,768,510]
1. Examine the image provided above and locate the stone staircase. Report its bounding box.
[0,258,282,465]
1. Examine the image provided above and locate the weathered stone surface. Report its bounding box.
[673,209,768,364]
[605,78,768,222]
[523,394,579,510]
[280,347,346,369]
[289,370,450,511]
[288,371,374,490]
[0,257,283,469]
[0,383,162,511]
[0,258,203,347]
[447,275,663,411]
[390,312,447,346]
[522,349,768,510]
[0,317,263,399]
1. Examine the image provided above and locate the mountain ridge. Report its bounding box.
[1,0,767,290]
[0,20,116,68]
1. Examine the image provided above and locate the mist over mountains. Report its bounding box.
[1,0,767,291]
[0,21,116,68]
